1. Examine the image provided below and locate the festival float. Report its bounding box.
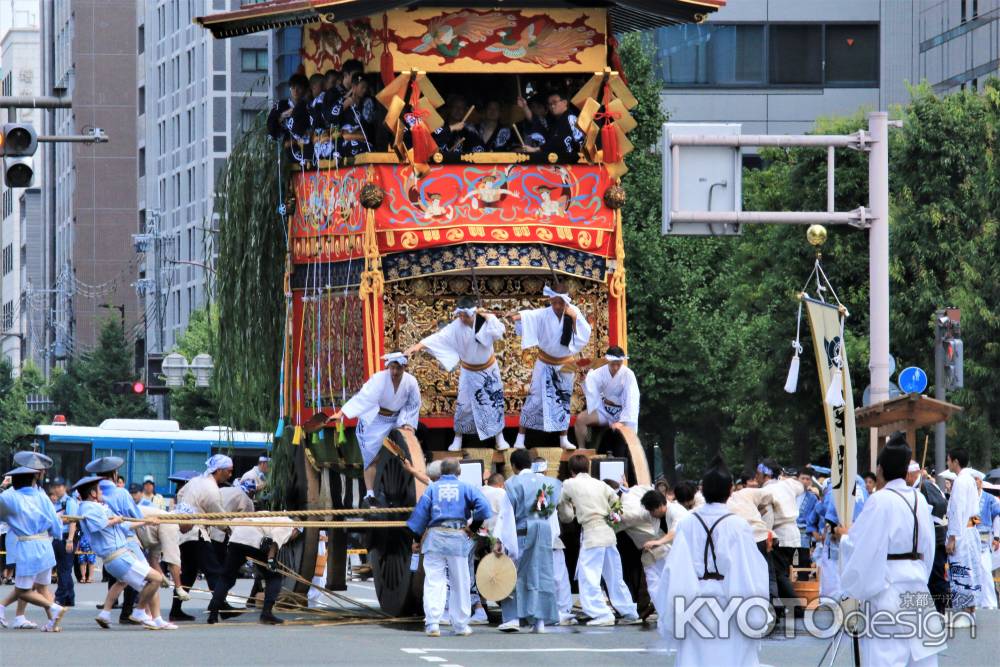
[197,0,724,615]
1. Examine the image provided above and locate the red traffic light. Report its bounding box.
[132,381,146,394]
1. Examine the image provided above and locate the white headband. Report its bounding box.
[908,461,920,473]
[605,354,627,362]
[453,307,477,318]
[382,352,408,366]
[543,285,571,304]
[205,454,234,474]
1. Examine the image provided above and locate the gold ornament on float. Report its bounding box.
[360,183,384,209]
[806,224,828,247]
[603,184,626,209]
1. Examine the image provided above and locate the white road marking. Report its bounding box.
[400,648,426,654]
[419,657,447,663]
[416,648,669,654]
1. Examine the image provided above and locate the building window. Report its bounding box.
[825,25,879,85]
[657,23,877,88]
[187,109,194,142]
[657,24,765,86]
[138,85,145,115]
[138,147,145,177]
[240,108,260,131]
[2,244,13,275]
[241,48,269,73]
[2,301,12,330]
[137,24,144,54]
[769,24,823,85]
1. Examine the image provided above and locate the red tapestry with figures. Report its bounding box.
[301,7,607,76]
[290,164,616,264]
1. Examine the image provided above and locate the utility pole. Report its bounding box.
[867,112,891,472]
[934,312,946,473]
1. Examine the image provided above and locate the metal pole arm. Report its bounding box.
[0,96,72,109]
[37,133,108,143]
[668,132,871,150]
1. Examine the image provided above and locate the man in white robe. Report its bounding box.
[574,346,639,448]
[758,460,804,621]
[944,447,982,626]
[405,296,509,451]
[841,438,946,667]
[508,282,591,450]
[557,454,639,626]
[618,485,683,615]
[655,455,770,667]
[966,468,999,610]
[332,352,421,502]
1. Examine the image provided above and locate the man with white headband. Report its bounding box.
[332,352,422,503]
[944,446,983,627]
[405,296,509,452]
[240,455,270,494]
[170,453,233,623]
[508,281,592,450]
[573,345,639,448]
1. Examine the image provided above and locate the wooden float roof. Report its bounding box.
[196,0,726,39]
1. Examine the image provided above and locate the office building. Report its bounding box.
[655,0,1000,135]
[39,0,140,372]
[136,0,270,355]
[0,1,41,371]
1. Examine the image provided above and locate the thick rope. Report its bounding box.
[137,519,408,529]
[61,506,413,524]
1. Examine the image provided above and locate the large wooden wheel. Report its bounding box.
[368,428,425,616]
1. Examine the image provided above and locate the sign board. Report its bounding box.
[459,460,485,487]
[898,367,928,395]
[662,123,742,236]
[592,457,627,485]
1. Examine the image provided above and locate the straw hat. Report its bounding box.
[475,553,517,601]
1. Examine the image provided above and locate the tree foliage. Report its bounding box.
[49,319,154,425]
[620,42,1000,476]
[214,115,286,432]
[168,308,220,430]
[0,361,48,461]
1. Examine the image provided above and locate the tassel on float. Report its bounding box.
[274,417,285,439]
[784,353,801,394]
[292,425,303,445]
[825,368,845,407]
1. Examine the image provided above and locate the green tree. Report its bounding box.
[50,319,154,424]
[0,360,49,460]
[168,308,220,430]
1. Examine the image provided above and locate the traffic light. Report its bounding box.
[1,122,38,187]
[943,338,963,390]
[111,380,146,395]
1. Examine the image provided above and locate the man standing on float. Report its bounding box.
[405,296,509,452]
[507,282,591,450]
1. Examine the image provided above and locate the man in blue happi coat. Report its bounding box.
[497,449,559,633]
[0,465,67,631]
[86,456,144,623]
[407,457,492,637]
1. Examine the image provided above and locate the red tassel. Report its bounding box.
[410,121,435,163]
[600,122,620,164]
[380,14,394,87]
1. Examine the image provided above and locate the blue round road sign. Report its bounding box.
[898,366,928,394]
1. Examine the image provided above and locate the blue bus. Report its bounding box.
[33,418,272,497]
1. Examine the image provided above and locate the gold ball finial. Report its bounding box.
[806,224,828,247]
